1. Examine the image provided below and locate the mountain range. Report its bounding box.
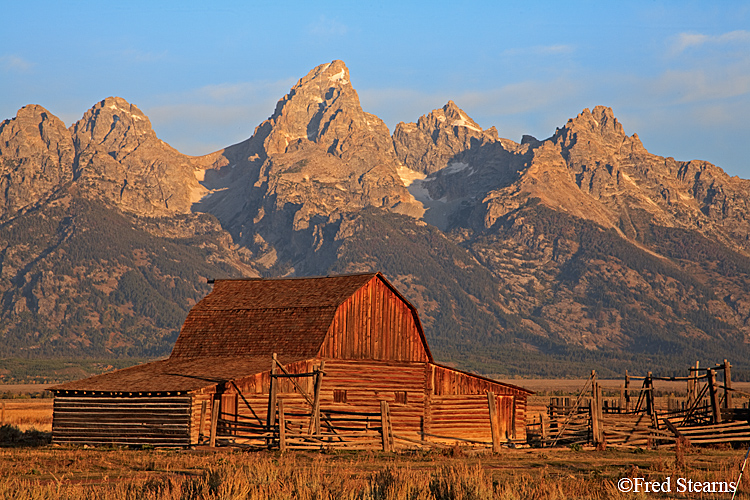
[2,60,750,381]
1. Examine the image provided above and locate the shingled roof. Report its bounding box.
[53,273,412,393]
[169,273,379,359]
[52,355,303,393]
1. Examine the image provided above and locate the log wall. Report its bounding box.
[52,393,191,447]
[210,359,528,448]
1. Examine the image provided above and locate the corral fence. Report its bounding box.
[527,360,750,449]
[197,354,520,452]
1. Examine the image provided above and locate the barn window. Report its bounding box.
[395,391,407,404]
[334,389,348,403]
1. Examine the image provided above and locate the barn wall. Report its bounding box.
[427,364,527,443]
[319,279,429,362]
[214,359,528,446]
[212,359,429,443]
[52,393,192,447]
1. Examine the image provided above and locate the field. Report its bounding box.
[2,399,750,499]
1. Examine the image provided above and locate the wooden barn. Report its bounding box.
[51,273,531,450]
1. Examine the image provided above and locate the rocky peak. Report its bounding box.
[552,106,628,153]
[71,97,157,157]
[257,60,394,162]
[0,105,75,215]
[66,97,205,216]
[393,101,498,174]
[195,60,422,246]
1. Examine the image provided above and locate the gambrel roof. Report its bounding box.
[53,273,432,393]
[170,272,431,360]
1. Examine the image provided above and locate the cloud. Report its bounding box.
[650,68,750,104]
[0,55,33,72]
[308,15,348,37]
[670,30,750,55]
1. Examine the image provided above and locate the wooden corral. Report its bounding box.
[528,362,750,449]
[51,273,531,450]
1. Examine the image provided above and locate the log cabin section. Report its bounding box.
[51,272,531,448]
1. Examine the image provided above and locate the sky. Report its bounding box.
[2,1,750,178]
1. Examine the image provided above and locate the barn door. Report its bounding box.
[494,395,516,441]
[220,393,238,436]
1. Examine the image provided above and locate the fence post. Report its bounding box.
[645,372,654,416]
[209,395,220,447]
[266,353,279,434]
[198,400,207,444]
[707,368,722,424]
[308,361,324,435]
[597,382,604,445]
[380,400,392,452]
[624,371,630,412]
[724,359,733,410]
[692,361,700,404]
[278,399,286,452]
[590,381,603,446]
[487,391,501,452]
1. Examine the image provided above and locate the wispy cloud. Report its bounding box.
[308,15,348,37]
[670,30,750,55]
[650,68,750,104]
[0,55,33,72]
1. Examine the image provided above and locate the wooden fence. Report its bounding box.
[200,354,519,452]
[528,360,749,449]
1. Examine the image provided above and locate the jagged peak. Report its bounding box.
[257,60,388,156]
[562,105,625,137]
[408,100,485,135]
[296,59,350,88]
[15,104,55,120]
[551,105,629,152]
[72,96,156,148]
[0,104,71,151]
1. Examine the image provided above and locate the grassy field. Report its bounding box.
[3,391,750,499]
[0,400,53,433]
[1,444,749,499]
[1,400,749,498]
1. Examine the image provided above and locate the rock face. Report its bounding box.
[193,61,423,269]
[0,105,75,213]
[71,97,207,216]
[2,61,750,378]
[393,100,499,175]
[0,100,255,362]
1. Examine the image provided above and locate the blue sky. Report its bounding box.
[2,1,750,178]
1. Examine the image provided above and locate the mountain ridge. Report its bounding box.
[2,59,749,380]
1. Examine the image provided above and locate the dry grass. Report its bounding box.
[0,445,748,499]
[0,400,53,432]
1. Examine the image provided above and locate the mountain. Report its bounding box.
[2,60,750,381]
[0,99,257,368]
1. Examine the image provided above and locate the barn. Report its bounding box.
[51,273,531,449]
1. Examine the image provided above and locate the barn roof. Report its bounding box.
[52,355,306,393]
[169,272,431,361]
[52,272,432,393]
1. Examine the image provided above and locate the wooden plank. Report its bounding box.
[487,392,501,452]
[267,353,278,429]
[724,360,733,409]
[209,396,220,447]
[380,400,392,452]
[708,368,722,424]
[278,399,286,452]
